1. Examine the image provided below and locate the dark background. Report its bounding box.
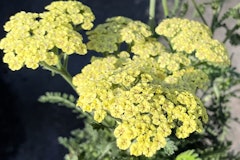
[0,1,163,160]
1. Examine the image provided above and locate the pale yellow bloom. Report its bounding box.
[0,1,94,70]
[73,50,209,157]
[156,18,230,67]
[87,16,152,54]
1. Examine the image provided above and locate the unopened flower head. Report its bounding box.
[0,1,95,70]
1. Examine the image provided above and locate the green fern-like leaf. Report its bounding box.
[198,142,231,160]
[221,3,240,21]
[194,4,205,18]
[230,33,240,46]
[176,150,201,160]
[163,138,178,156]
[90,122,106,130]
[179,2,189,17]
[38,92,77,109]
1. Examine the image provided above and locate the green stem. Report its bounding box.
[162,0,169,17]
[98,142,114,160]
[191,0,208,25]
[173,0,179,15]
[63,54,69,69]
[223,25,240,43]
[40,62,76,92]
[61,68,75,91]
[210,2,223,34]
[148,0,156,32]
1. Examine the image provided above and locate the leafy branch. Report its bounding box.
[175,150,201,160]
[38,92,81,112]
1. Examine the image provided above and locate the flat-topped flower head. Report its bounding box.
[0,1,233,158]
[87,16,152,54]
[0,1,95,71]
[157,51,191,72]
[41,1,95,30]
[156,18,230,67]
[120,21,152,43]
[87,16,132,53]
[3,11,39,33]
[163,67,209,92]
[73,51,209,157]
[131,37,166,58]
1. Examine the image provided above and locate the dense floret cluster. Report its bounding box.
[72,51,209,157]
[72,17,230,157]
[0,1,94,70]
[155,18,230,67]
[0,1,231,157]
[87,16,152,54]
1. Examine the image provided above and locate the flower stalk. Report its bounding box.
[40,62,75,92]
[162,0,169,17]
[191,0,208,25]
[149,0,156,32]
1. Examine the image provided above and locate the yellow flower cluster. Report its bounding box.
[73,17,232,157]
[73,51,209,157]
[0,1,95,70]
[163,67,209,93]
[157,52,191,72]
[0,1,231,157]
[131,38,165,58]
[155,18,230,67]
[86,16,152,54]
[42,1,94,30]
[120,21,152,43]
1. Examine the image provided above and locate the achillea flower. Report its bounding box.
[131,38,166,58]
[157,52,191,72]
[120,21,152,43]
[0,2,231,158]
[86,16,152,54]
[86,17,133,53]
[156,18,230,67]
[73,51,209,157]
[0,1,95,70]
[164,67,209,92]
[74,16,229,158]
[42,1,95,30]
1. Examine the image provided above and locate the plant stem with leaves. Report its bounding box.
[40,55,75,92]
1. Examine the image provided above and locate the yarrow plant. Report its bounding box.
[1,0,240,159]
